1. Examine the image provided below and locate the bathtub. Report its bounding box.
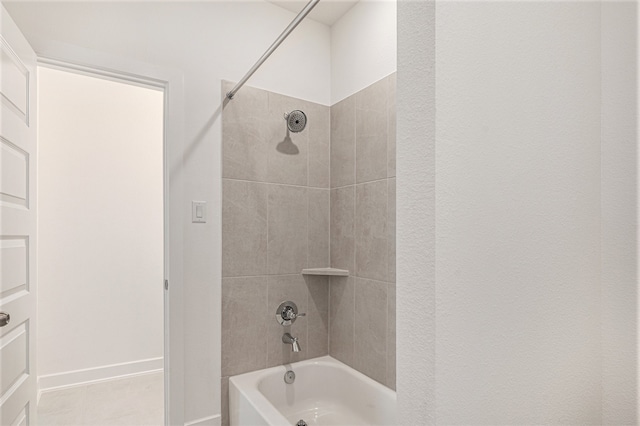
[229,356,396,426]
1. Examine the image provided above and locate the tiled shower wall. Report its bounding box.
[220,81,331,425]
[329,74,397,389]
[221,74,396,423]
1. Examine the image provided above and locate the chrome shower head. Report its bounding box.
[284,110,307,133]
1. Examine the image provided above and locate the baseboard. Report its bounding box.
[38,357,163,394]
[184,414,221,426]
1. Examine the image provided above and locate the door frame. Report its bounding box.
[36,45,184,426]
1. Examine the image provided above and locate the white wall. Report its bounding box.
[601,2,638,423]
[396,1,435,423]
[399,1,608,423]
[37,67,164,388]
[330,0,396,103]
[434,3,602,422]
[3,2,331,423]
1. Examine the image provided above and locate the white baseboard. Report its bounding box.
[184,414,221,426]
[38,357,163,395]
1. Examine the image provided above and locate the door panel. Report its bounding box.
[1,37,29,123]
[0,137,29,207]
[0,237,28,297]
[0,5,37,425]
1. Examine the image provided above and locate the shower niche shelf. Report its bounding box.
[301,267,349,277]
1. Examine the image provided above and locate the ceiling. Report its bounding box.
[265,0,360,26]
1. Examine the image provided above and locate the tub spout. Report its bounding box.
[282,332,301,352]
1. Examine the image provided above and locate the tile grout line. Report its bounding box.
[224,176,330,191]
[327,107,332,357]
[388,281,393,387]
[328,276,331,356]
[265,274,269,370]
[306,182,310,359]
[265,158,271,369]
[306,100,311,358]
[352,93,357,364]
[306,180,310,272]
[331,176,390,191]
[306,104,310,188]
[222,273,302,279]
[384,76,390,383]
[353,88,358,194]
[306,276,310,360]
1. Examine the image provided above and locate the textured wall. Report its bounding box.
[329,73,396,390]
[601,2,638,423]
[434,3,602,422]
[398,1,604,423]
[396,0,436,422]
[220,81,331,426]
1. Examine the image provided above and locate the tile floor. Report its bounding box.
[38,372,164,426]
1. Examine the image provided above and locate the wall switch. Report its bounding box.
[192,201,206,223]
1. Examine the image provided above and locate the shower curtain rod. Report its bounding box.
[226,0,320,100]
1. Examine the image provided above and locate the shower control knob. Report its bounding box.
[276,301,306,326]
[282,306,294,320]
[283,306,306,321]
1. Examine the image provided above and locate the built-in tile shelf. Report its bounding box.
[301,267,349,277]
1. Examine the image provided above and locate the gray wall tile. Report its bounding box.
[222,80,267,119]
[330,97,356,188]
[305,276,329,359]
[222,84,332,385]
[308,188,330,268]
[354,278,388,385]
[388,73,397,178]
[221,376,229,426]
[330,186,355,272]
[308,103,331,188]
[221,277,267,376]
[356,77,388,183]
[388,178,396,283]
[329,77,394,391]
[387,284,396,390]
[268,185,308,275]
[355,76,388,112]
[222,83,269,181]
[355,180,388,282]
[222,179,268,277]
[329,276,355,367]
[220,78,396,393]
[222,119,269,182]
[266,92,309,185]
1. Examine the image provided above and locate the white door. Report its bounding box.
[0,5,37,426]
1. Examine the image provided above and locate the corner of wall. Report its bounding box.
[330,0,397,104]
[396,0,436,423]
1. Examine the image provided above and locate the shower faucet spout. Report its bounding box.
[282,333,301,352]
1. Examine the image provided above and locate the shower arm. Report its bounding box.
[226,0,320,100]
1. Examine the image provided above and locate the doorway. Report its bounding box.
[36,66,165,425]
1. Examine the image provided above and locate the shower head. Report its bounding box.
[284,110,307,133]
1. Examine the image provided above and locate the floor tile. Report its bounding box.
[38,372,164,426]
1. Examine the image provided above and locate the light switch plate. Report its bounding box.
[192,201,206,223]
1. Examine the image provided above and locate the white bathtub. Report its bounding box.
[229,356,396,426]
